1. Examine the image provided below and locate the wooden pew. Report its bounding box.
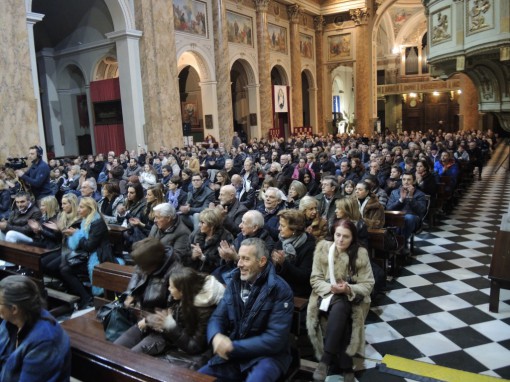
[489,230,510,313]
[61,310,215,382]
[0,240,54,278]
[108,224,128,258]
[0,240,80,312]
[93,262,308,336]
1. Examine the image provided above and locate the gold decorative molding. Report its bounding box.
[253,0,270,13]
[349,8,369,26]
[287,4,301,23]
[313,15,326,32]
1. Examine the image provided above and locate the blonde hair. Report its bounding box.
[58,193,80,231]
[335,197,361,221]
[199,208,223,230]
[39,196,60,220]
[79,197,100,229]
[299,195,318,212]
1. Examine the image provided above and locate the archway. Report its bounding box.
[179,66,203,144]
[271,65,290,138]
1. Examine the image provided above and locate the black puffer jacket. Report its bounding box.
[126,247,180,312]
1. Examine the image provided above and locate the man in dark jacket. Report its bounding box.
[315,176,343,232]
[15,146,52,200]
[199,237,294,382]
[180,173,215,230]
[216,185,248,236]
[0,191,42,243]
[386,172,428,250]
[150,203,191,263]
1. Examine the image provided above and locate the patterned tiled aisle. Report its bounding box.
[355,143,510,381]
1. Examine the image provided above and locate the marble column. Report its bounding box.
[350,8,372,136]
[0,2,40,162]
[288,4,303,128]
[211,0,234,145]
[133,0,182,150]
[254,0,273,138]
[314,15,326,134]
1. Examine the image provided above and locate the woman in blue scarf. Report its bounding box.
[60,197,115,309]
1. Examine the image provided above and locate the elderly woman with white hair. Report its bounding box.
[286,180,307,209]
[299,196,328,242]
[256,186,285,241]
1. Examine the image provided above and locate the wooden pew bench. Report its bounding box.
[61,310,215,382]
[489,230,510,313]
[93,262,309,335]
[0,240,79,310]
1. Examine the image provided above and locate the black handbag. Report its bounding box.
[383,227,399,251]
[96,294,137,342]
[66,250,88,266]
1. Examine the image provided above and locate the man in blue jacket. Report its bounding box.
[199,237,294,382]
[15,145,52,200]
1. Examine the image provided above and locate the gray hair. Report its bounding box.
[243,210,264,230]
[240,237,268,260]
[289,180,307,199]
[299,195,318,211]
[265,187,282,201]
[153,203,176,219]
[83,178,97,192]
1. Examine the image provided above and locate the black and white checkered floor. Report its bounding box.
[344,145,510,382]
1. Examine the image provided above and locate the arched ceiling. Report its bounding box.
[32,0,113,52]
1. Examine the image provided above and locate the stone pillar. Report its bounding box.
[314,15,326,134]
[350,8,372,136]
[0,2,40,162]
[458,73,479,131]
[106,29,147,150]
[133,0,182,150]
[27,12,46,157]
[288,4,303,128]
[199,81,221,141]
[211,0,234,145]
[254,0,272,138]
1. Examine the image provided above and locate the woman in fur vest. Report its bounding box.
[307,219,374,382]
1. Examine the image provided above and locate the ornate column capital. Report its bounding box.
[253,0,270,13]
[314,15,326,32]
[287,4,301,23]
[349,8,369,26]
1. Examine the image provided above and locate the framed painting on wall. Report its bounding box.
[227,11,253,46]
[173,0,207,37]
[328,33,352,60]
[300,33,313,59]
[268,23,287,54]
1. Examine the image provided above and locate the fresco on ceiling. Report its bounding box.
[389,7,423,36]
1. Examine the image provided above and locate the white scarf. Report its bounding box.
[319,243,337,312]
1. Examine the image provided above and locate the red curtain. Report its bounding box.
[90,78,121,102]
[94,124,126,155]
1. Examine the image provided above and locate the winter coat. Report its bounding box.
[98,194,125,224]
[305,216,328,242]
[149,215,191,263]
[126,247,180,311]
[358,195,385,229]
[206,262,294,374]
[0,189,12,219]
[274,233,316,298]
[2,203,42,237]
[20,159,52,200]
[256,202,285,241]
[315,191,342,232]
[189,227,234,273]
[307,241,374,361]
[222,199,248,236]
[0,310,71,382]
[187,185,215,215]
[386,187,428,220]
[161,276,225,355]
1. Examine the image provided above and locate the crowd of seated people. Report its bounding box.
[0,128,497,380]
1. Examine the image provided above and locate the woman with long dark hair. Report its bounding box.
[298,168,319,196]
[307,220,374,382]
[118,267,224,370]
